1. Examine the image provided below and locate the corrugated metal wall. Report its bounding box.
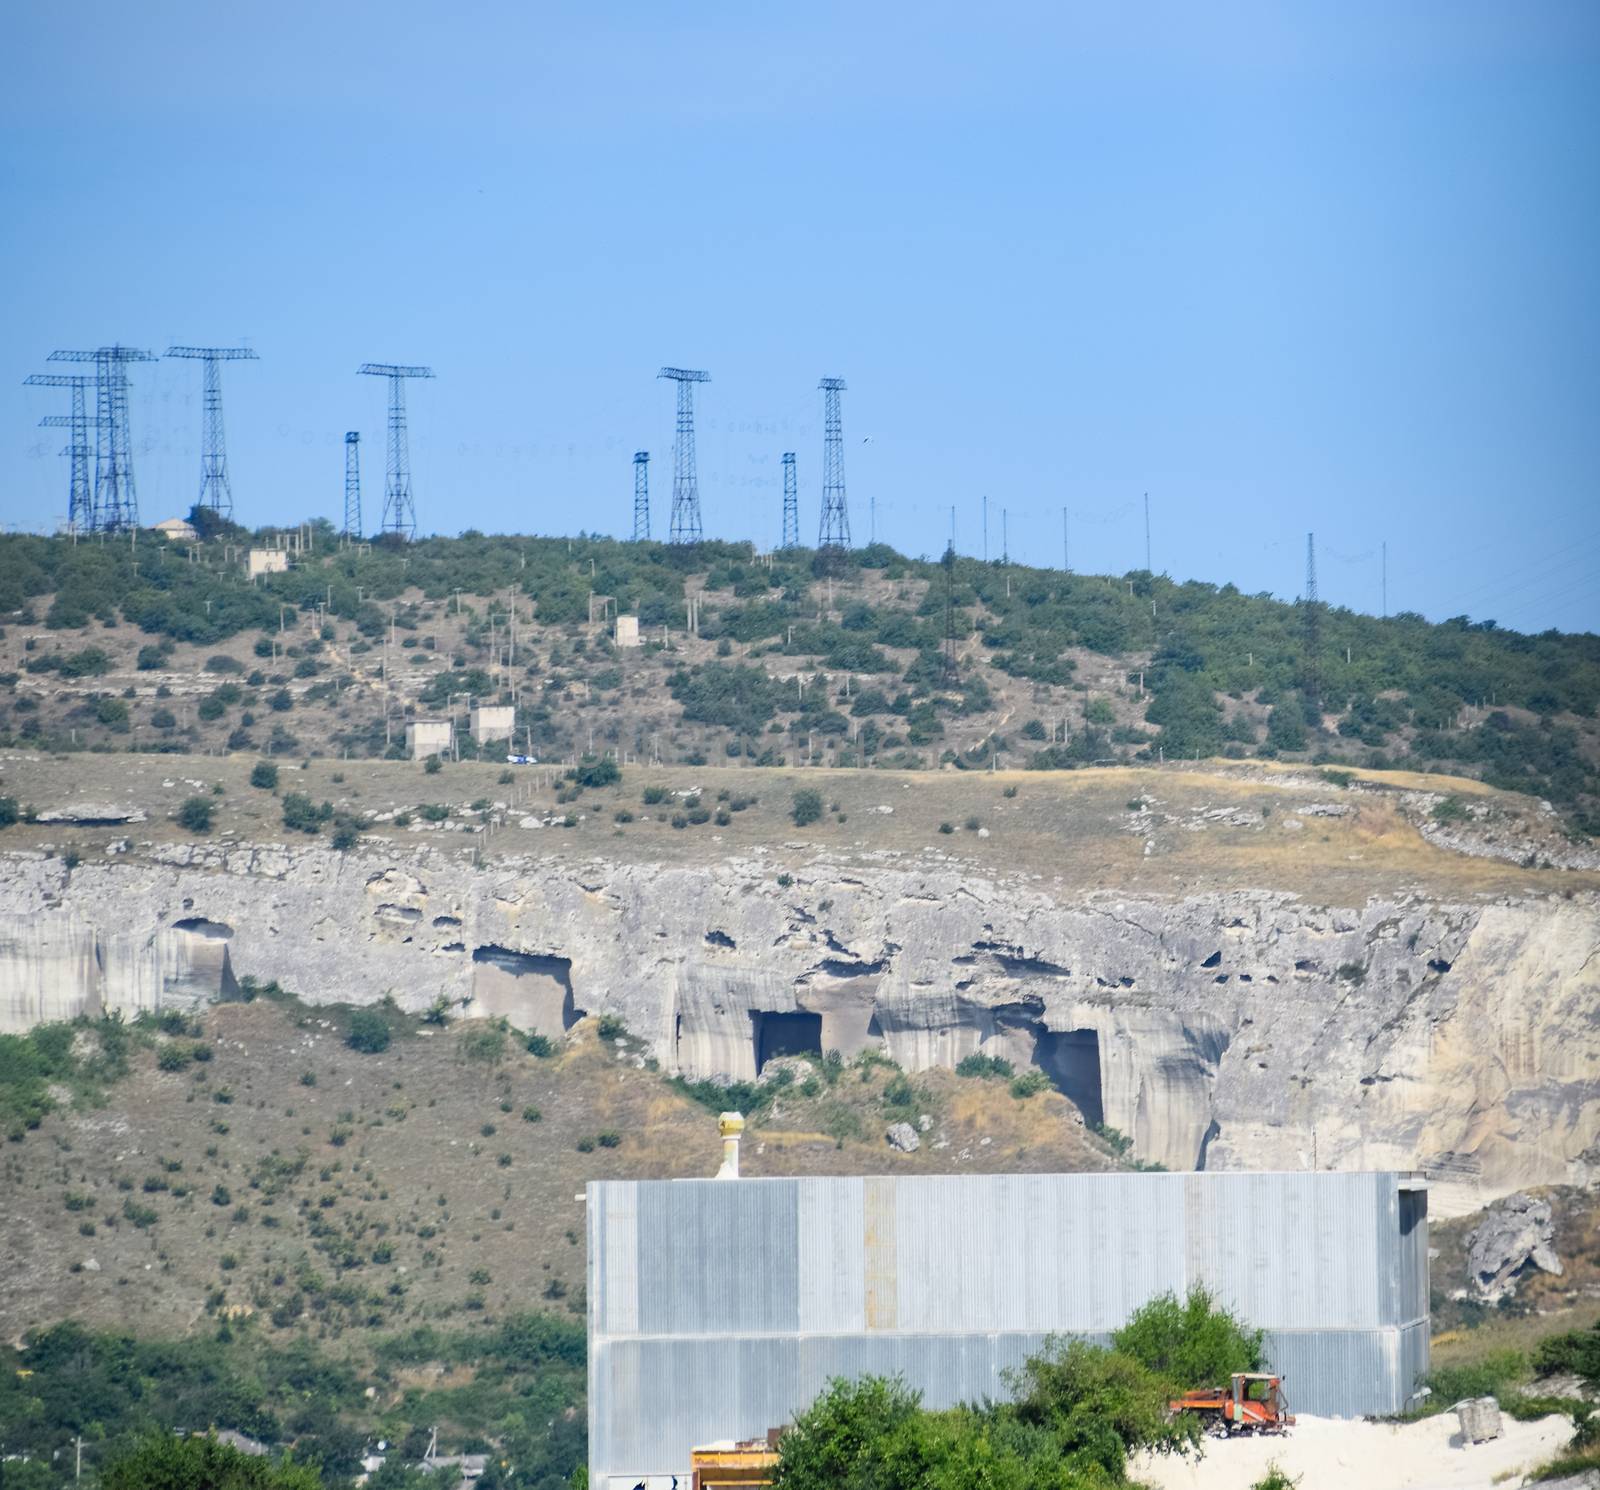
[588,1171,1428,1488]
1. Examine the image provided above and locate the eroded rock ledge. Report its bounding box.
[2,843,1596,1215]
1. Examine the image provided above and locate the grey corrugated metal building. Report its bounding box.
[586,1170,1428,1489]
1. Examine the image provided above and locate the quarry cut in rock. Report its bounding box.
[0,841,1596,1215]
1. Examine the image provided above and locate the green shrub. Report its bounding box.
[1007,1070,1050,1099]
[526,1033,555,1058]
[595,1014,627,1043]
[955,1052,1013,1079]
[1112,1285,1265,1389]
[424,754,443,774]
[346,1009,392,1054]
[791,788,824,827]
[596,1130,622,1148]
[176,796,214,833]
[569,756,621,789]
[250,761,279,790]
[522,1105,542,1123]
[281,792,332,834]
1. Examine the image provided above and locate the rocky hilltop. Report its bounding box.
[2,754,1595,1217]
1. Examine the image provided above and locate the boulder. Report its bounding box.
[886,1121,920,1154]
[1466,1192,1562,1301]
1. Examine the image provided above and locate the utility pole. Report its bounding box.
[817,377,850,552]
[632,451,650,542]
[780,452,798,549]
[659,367,710,543]
[48,345,155,531]
[166,345,259,518]
[1002,507,1009,566]
[358,362,435,539]
[343,432,362,540]
[23,373,93,531]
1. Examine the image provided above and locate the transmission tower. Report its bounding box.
[658,367,710,543]
[47,346,154,531]
[343,433,362,540]
[1302,531,1321,708]
[781,452,799,549]
[166,346,259,519]
[632,451,650,542]
[24,374,93,531]
[817,377,850,550]
[358,363,434,539]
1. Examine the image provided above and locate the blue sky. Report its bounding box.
[2,1,1596,633]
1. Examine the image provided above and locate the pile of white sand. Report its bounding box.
[1130,1411,1575,1490]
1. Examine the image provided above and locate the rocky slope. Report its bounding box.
[3,755,1596,1217]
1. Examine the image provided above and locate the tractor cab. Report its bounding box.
[1169,1373,1295,1435]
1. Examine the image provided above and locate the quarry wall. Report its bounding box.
[1,841,1596,1215]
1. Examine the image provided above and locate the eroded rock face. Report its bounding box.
[1,843,1596,1214]
[1465,1192,1563,1300]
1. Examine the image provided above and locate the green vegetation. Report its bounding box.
[345,1008,392,1054]
[251,761,280,790]
[0,1311,585,1490]
[2,526,1597,829]
[772,1285,1266,1489]
[175,796,214,833]
[0,1016,136,1140]
[790,788,824,827]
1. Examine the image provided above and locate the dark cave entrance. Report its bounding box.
[754,1010,824,1072]
[1035,1028,1104,1128]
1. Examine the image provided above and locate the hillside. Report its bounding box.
[0,995,1109,1485]
[1,525,1596,836]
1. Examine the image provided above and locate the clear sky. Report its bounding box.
[2,1,1596,633]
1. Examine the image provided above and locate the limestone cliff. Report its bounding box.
[2,840,1595,1216]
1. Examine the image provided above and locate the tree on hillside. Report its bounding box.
[102,1434,323,1490]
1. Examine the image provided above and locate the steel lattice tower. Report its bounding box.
[632,451,650,542]
[166,346,259,519]
[359,363,435,539]
[1303,531,1321,708]
[48,346,154,531]
[657,367,710,544]
[24,374,93,531]
[781,452,799,549]
[344,433,362,540]
[817,377,850,550]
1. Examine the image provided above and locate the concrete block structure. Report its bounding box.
[405,718,452,760]
[469,705,515,744]
[615,614,640,648]
[247,548,288,577]
[587,1170,1429,1488]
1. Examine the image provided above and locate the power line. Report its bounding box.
[165,345,259,519]
[658,367,710,544]
[358,362,434,540]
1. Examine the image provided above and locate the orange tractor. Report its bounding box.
[1170,1373,1295,1436]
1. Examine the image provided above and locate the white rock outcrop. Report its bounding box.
[1,843,1596,1214]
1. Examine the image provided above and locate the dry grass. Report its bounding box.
[0,997,1109,1348]
[2,749,1588,903]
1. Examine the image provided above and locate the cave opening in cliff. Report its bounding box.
[1034,1028,1103,1128]
[754,1010,823,1072]
[470,946,578,1032]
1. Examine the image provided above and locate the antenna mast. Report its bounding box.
[658,367,710,544]
[24,373,93,531]
[47,346,154,531]
[817,378,850,551]
[781,452,799,549]
[343,432,362,540]
[1303,531,1321,710]
[632,451,650,542]
[166,345,259,519]
[358,363,434,540]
